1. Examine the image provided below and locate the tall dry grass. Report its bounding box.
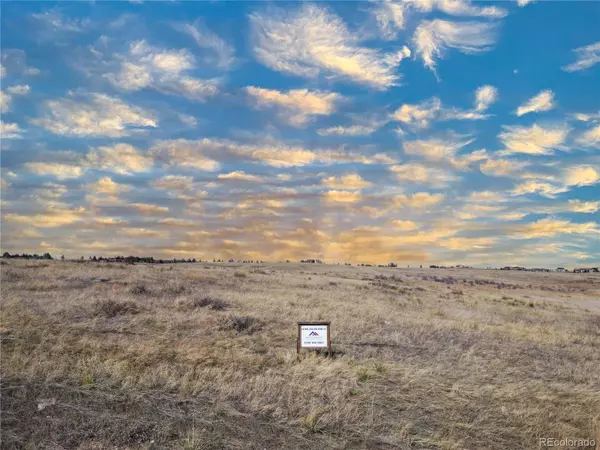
[1,260,599,449]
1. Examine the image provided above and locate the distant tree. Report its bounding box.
[42,253,53,260]
[61,255,65,261]
[2,252,10,258]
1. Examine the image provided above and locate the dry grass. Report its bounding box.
[1,260,599,449]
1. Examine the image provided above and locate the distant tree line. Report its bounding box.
[2,252,53,260]
[85,256,197,264]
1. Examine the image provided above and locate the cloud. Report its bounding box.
[85,177,130,206]
[104,40,219,101]
[246,87,343,127]
[394,192,445,208]
[498,124,569,155]
[151,175,195,192]
[181,21,236,69]
[575,125,600,149]
[511,180,567,198]
[517,0,535,6]
[479,158,526,177]
[6,85,31,95]
[392,220,419,231]
[87,143,154,175]
[409,0,506,18]
[412,19,498,74]
[568,199,600,213]
[0,120,23,139]
[393,88,493,130]
[218,171,264,182]
[515,90,555,116]
[0,64,5,79]
[132,203,169,215]
[150,137,397,169]
[322,173,372,190]
[4,205,86,227]
[563,165,599,187]
[178,114,197,128]
[393,98,442,129]
[31,9,88,33]
[373,0,505,40]
[562,41,600,72]
[323,190,362,203]
[402,137,483,169]
[475,85,498,111]
[25,162,84,179]
[0,92,11,113]
[1,49,40,77]
[317,125,378,136]
[391,163,458,187]
[250,4,411,89]
[514,218,599,239]
[31,93,157,138]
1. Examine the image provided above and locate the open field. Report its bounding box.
[1,260,599,449]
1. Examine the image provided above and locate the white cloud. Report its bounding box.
[104,40,219,101]
[515,90,555,116]
[317,125,378,136]
[151,175,195,193]
[394,192,445,208]
[409,0,506,18]
[0,91,11,112]
[0,120,23,139]
[498,124,569,155]
[178,114,197,128]
[246,87,343,127]
[474,85,498,111]
[25,162,84,179]
[393,98,442,129]
[30,93,157,138]
[181,21,236,69]
[391,163,458,187]
[413,19,498,74]
[0,64,5,79]
[218,171,264,182]
[373,0,505,40]
[562,41,600,72]
[6,85,30,95]
[402,137,483,169]
[517,0,535,6]
[32,9,88,33]
[511,180,567,198]
[87,143,154,175]
[568,199,600,213]
[563,165,599,187]
[575,125,600,149]
[322,173,372,190]
[250,4,411,89]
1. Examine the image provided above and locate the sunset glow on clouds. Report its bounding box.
[1,1,599,267]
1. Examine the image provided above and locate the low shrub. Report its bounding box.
[218,315,262,334]
[191,296,230,310]
[93,299,140,318]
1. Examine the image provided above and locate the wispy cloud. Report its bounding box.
[575,125,600,149]
[30,93,157,138]
[515,90,555,116]
[390,163,458,187]
[250,4,411,89]
[0,120,23,139]
[103,40,219,101]
[498,124,569,156]
[475,85,498,112]
[245,87,343,127]
[180,21,236,70]
[562,41,600,72]
[413,19,498,74]
[373,0,505,40]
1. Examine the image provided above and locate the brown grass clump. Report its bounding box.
[2,260,599,449]
[93,299,140,318]
[190,296,230,310]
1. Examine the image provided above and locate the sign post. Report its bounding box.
[297,321,331,356]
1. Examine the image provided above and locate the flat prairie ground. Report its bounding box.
[1,260,599,450]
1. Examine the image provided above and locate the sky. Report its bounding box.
[1,0,599,267]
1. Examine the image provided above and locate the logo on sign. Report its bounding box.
[309,331,319,336]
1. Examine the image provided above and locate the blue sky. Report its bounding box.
[1,0,599,267]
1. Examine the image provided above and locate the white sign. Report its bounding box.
[300,324,328,348]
